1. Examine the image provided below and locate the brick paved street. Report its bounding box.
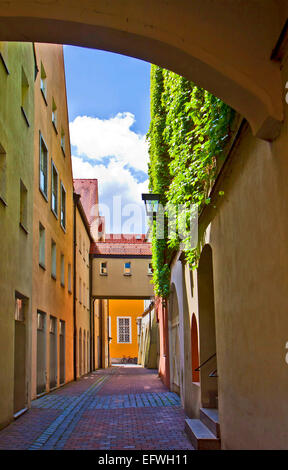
[0,366,193,450]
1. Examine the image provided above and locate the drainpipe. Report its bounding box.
[73,194,80,381]
[89,257,94,372]
[99,300,103,368]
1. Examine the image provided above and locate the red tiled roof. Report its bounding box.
[90,234,152,256]
[104,234,147,243]
[73,179,99,225]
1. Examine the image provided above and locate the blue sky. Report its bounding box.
[63,45,151,233]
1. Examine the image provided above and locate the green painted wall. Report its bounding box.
[0,42,35,428]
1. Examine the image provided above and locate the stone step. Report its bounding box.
[200,407,220,438]
[185,419,221,450]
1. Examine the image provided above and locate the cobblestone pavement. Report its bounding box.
[0,366,193,450]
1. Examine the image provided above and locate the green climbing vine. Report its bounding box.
[147,65,235,298]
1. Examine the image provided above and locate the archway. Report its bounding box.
[0,1,285,140]
[197,244,218,408]
[191,314,200,383]
[169,285,180,394]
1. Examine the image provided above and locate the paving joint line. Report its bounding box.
[29,369,118,450]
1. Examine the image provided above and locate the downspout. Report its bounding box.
[73,194,80,381]
[89,256,94,372]
[99,300,103,368]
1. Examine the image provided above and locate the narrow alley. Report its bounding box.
[0,367,193,450]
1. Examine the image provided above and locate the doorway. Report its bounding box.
[59,320,65,385]
[14,294,27,414]
[36,310,46,395]
[49,316,57,389]
[197,244,218,408]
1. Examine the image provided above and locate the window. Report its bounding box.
[52,97,57,131]
[100,262,107,275]
[40,62,47,102]
[0,143,7,204]
[61,128,65,155]
[39,133,48,199]
[37,311,45,330]
[51,240,56,279]
[117,317,131,344]
[49,316,56,334]
[15,295,25,322]
[68,263,72,293]
[60,182,66,230]
[39,223,45,268]
[51,161,58,217]
[61,254,65,286]
[21,67,30,126]
[148,263,153,275]
[124,262,131,275]
[20,179,28,232]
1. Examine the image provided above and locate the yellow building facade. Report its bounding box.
[0,42,35,428]
[109,299,144,363]
[74,195,92,378]
[31,43,74,398]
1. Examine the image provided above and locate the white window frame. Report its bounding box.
[60,181,66,231]
[51,160,58,217]
[39,222,46,268]
[51,239,56,279]
[39,132,48,200]
[117,316,132,344]
[61,253,65,287]
[40,62,47,101]
[52,97,57,131]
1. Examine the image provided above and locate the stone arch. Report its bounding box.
[0,1,285,140]
[168,283,181,394]
[191,313,200,383]
[197,244,218,408]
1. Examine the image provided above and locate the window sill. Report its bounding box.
[19,222,28,235]
[100,273,108,276]
[123,273,132,276]
[21,107,30,127]
[61,146,66,158]
[61,282,65,288]
[51,274,56,281]
[61,223,66,234]
[39,187,48,203]
[39,262,46,271]
[51,207,58,219]
[68,290,72,295]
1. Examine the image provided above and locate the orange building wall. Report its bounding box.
[109,299,144,361]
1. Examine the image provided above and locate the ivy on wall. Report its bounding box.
[147,65,235,297]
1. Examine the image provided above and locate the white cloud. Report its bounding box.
[72,156,149,233]
[70,112,149,172]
